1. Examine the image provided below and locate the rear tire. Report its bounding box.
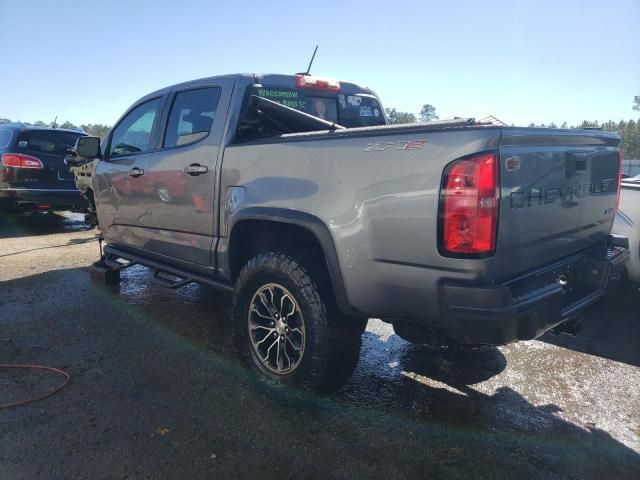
[232,252,361,394]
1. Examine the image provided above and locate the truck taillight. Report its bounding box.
[295,74,340,92]
[441,153,499,255]
[1,153,44,169]
[616,150,622,211]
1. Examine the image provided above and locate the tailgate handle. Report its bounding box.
[566,151,587,177]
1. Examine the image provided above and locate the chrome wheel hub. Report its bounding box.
[248,283,305,374]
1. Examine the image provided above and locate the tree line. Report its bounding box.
[385,104,440,124]
[385,100,640,160]
[0,118,110,139]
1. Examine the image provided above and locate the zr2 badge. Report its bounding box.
[364,139,428,152]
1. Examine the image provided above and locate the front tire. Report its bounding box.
[232,252,361,394]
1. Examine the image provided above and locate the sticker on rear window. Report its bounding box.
[256,88,308,110]
[360,106,373,117]
[257,88,299,99]
[348,95,362,106]
[18,140,28,148]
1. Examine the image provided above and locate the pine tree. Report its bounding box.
[419,104,439,122]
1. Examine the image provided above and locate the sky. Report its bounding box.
[0,0,638,127]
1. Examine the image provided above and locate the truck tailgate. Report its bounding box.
[493,129,620,280]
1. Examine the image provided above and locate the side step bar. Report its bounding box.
[152,270,194,289]
[94,245,234,293]
[103,256,136,271]
[90,249,138,285]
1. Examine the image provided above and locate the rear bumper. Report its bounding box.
[441,241,630,345]
[0,188,87,212]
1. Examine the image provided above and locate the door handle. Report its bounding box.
[128,167,144,178]
[184,164,208,176]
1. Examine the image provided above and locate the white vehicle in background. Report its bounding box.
[67,156,99,226]
[613,175,640,284]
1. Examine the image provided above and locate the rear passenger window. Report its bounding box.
[109,98,161,158]
[0,129,11,148]
[163,87,221,148]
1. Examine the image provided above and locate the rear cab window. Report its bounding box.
[249,75,386,128]
[16,130,84,155]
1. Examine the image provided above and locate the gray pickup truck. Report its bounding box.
[74,73,628,393]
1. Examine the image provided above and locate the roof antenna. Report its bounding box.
[302,45,318,76]
[52,116,58,129]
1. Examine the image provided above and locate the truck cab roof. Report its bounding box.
[142,73,376,98]
[128,73,387,140]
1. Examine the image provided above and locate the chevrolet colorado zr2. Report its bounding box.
[71,73,629,393]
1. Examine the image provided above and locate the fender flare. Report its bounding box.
[228,207,362,318]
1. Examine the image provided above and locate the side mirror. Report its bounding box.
[75,136,101,158]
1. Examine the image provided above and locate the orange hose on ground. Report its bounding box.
[0,364,70,410]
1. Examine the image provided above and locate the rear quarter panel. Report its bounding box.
[220,127,502,321]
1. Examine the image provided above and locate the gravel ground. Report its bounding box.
[1,213,639,479]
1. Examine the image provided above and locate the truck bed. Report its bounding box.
[222,123,620,324]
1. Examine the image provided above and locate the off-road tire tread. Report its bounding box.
[232,251,361,394]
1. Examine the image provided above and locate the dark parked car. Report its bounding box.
[0,124,88,213]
